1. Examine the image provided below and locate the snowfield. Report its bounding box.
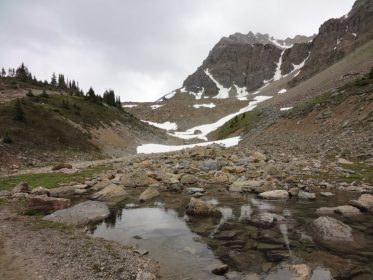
[193,103,216,109]
[137,136,241,154]
[280,107,293,111]
[204,69,231,99]
[142,120,178,131]
[150,105,163,110]
[122,104,138,108]
[278,89,287,94]
[170,95,272,140]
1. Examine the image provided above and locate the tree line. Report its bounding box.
[0,63,122,108]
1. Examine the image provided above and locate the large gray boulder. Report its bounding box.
[310,216,365,251]
[43,200,110,226]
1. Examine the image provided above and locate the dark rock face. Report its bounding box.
[181,33,313,98]
[292,0,373,84]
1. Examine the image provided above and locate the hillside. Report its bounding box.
[124,0,373,141]
[0,74,179,172]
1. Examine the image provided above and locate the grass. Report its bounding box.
[0,164,110,191]
[215,110,261,139]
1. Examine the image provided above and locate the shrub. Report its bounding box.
[26,89,34,97]
[13,99,26,122]
[39,90,49,98]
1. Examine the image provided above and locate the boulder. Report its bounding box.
[43,200,110,226]
[90,184,127,202]
[320,192,334,197]
[180,174,199,184]
[248,212,283,228]
[121,171,158,187]
[139,187,160,202]
[349,194,373,212]
[222,166,246,174]
[310,216,365,251]
[258,190,289,200]
[199,159,221,171]
[12,182,29,194]
[316,205,361,216]
[298,190,316,200]
[26,196,71,211]
[49,185,85,197]
[229,180,263,193]
[31,187,50,196]
[250,151,267,162]
[185,198,221,217]
[211,264,229,275]
[51,163,73,171]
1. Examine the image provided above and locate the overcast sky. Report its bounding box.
[0,0,355,102]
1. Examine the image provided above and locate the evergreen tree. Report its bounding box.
[15,63,30,82]
[103,89,116,106]
[51,72,57,86]
[1,68,5,77]
[86,87,96,99]
[13,99,25,122]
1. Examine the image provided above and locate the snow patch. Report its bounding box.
[235,84,250,99]
[352,33,357,37]
[193,103,216,109]
[237,97,247,101]
[204,69,231,99]
[170,95,272,140]
[150,105,163,110]
[280,107,293,111]
[180,87,204,100]
[278,89,287,94]
[122,104,137,108]
[273,50,285,81]
[142,121,178,131]
[269,37,293,49]
[137,136,241,154]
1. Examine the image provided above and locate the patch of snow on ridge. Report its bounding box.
[180,87,204,100]
[151,105,163,110]
[123,104,137,108]
[273,50,285,81]
[291,52,310,73]
[193,103,216,109]
[269,37,293,49]
[171,95,272,140]
[280,107,293,111]
[137,136,241,154]
[278,89,287,94]
[235,84,250,99]
[204,69,231,99]
[142,120,178,131]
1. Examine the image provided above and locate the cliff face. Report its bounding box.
[180,33,313,98]
[161,0,373,101]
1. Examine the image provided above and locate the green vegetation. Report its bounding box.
[0,164,110,191]
[215,110,261,139]
[13,99,26,122]
[339,162,373,183]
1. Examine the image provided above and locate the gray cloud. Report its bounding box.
[0,0,355,101]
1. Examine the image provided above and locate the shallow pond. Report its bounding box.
[89,187,373,279]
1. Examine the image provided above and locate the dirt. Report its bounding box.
[0,208,159,280]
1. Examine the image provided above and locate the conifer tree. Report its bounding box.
[51,73,57,86]
[13,99,25,122]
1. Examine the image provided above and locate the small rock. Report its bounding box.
[139,187,160,202]
[334,205,361,216]
[258,190,289,200]
[288,264,311,280]
[337,158,353,165]
[211,264,229,275]
[320,192,334,197]
[199,159,221,171]
[31,187,50,196]
[12,182,29,194]
[185,198,221,217]
[180,174,199,184]
[250,151,267,162]
[51,163,73,171]
[91,184,127,202]
[298,190,316,200]
[26,196,71,211]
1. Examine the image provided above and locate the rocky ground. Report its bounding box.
[1,142,372,279]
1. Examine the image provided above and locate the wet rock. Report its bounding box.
[44,200,110,226]
[186,187,205,194]
[31,187,50,196]
[284,176,297,184]
[212,264,229,275]
[248,212,283,228]
[51,163,73,171]
[334,205,361,216]
[349,194,373,212]
[229,180,263,192]
[180,174,199,184]
[199,159,221,171]
[26,195,71,211]
[288,264,311,280]
[320,192,334,197]
[298,190,316,200]
[310,216,365,251]
[12,182,29,194]
[258,190,289,200]
[316,207,337,215]
[185,198,221,217]
[90,184,127,202]
[139,187,160,202]
[214,230,239,240]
